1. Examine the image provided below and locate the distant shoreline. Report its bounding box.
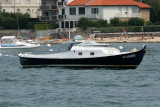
[90,37,160,43]
[34,36,160,44]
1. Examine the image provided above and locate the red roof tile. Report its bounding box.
[67,0,91,6]
[67,0,151,8]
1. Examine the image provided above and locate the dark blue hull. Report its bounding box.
[19,47,146,69]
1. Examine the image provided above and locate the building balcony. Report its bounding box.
[40,5,57,10]
[39,15,58,21]
[87,14,100,19]
[58,2,66,7]
[42,0,55,2]
[115,13,141,18]
[58,15,66,19]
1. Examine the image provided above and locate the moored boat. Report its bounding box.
[19,42,146,69]
[0,36,41,50]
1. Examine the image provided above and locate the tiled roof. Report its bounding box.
[67,0,151,8]
[67,0,91,6]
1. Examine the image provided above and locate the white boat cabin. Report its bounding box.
[1,36,25,46]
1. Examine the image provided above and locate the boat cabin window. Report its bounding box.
[78,52,82,55]
[90,52,94,55]
[2,39,13,44]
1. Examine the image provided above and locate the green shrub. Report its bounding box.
[91,27,124,33]
[154,21,160,25]
[34,24,59,30]
[110,18,120,27]
[77,17,89,30]
[77,18,108,29]
[96,19,108,27]
[27,22,45,29]
[146,21,153,26]
[2,18,17,29]
[120,20,128,26]
[143,26,160,32]
[91,25,160,33]
[128,18,145,26]
[0,26,4,30]
[127,26,143,32]
[88,20,96,27]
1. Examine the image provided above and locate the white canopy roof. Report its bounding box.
[1,36,16,40]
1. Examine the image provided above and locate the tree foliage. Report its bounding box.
[0,12,37,29]
[135,0,160,23]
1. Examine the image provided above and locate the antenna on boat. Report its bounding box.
[17,15,20,38]
[15,2,21,39]
[69,29,71,40]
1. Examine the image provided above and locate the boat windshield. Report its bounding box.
[2,38,20,44]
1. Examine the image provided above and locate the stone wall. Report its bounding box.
[0,29,58,39]
[140,8,150,21]
[0,29,36,38]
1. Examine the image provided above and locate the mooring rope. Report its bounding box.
[0,52,18,61]
[145,49,160,64]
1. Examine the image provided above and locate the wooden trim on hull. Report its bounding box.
[22,64,138,69]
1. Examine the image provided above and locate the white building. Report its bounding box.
[58,0,150,28]
[0,0,41,18]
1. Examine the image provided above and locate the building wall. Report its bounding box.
[1,0,41,18]
[0,2,2,12]
[103,6,118,21]
[59,5,149,28]
[63,5,141,21]
[140,8,150,21]
[103,6,140,21]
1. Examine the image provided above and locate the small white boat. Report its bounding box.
[25,40,40,44]
[0,36,41,50]
[62,35,85,49]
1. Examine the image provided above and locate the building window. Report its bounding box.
[26,0,30,3]
[118,7,122,13]
[70,8,76,15]
[79,7,85,15]
[65,21,69,28]
[91,8,98,14]
[26,9,30,14]
[75,21,77,27]
[61,21,64,28]
[36,0,40,3]
[70,21,73,28]
[36,9,40,16]
[3,9,5,12]
[78,52,82,55]
[17,9,20,13]
[5,0,8,3]
[90,52,94,55]
[62,8,65,15]
[16,0,20,3]
[125,7,128,15]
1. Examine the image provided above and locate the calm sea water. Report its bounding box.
[0,43,160,107]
